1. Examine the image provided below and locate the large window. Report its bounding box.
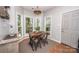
[34,19,40,31]
[26,17,33,33]
[17,15,22,36]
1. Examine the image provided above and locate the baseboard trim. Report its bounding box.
[18,36,29,43]
[50,38,61,43]
[61,43,78,49]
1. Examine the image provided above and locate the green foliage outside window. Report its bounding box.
[26,17,33,33]
[35,19,40,31]
[46,17,51,32]
[18,15,22,36]
[46,24,50,31]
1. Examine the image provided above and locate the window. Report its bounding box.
[17,15,22,36]
[46,17,51,33]
[26,17,33,33]
[35,19,40,31]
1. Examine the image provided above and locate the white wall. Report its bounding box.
[44,7,62,43]
[0,19,9,40]
[0,7,11,40]
[0,6,17,40]
[9,6,16,35]
[0,6,35,40]
[45,6,79,47]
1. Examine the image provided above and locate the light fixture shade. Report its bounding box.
[34,10,41,15]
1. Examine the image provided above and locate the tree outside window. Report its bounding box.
[26,17,33,33]
[35,19,40,31]
[46,17,51,32]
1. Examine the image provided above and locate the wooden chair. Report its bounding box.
[29,33,35,51]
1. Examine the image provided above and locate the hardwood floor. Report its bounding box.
[49,43,77,53]
[19,39,77,53]
[19,39,57,53]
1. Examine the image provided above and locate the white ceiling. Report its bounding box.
[22,6,55,12]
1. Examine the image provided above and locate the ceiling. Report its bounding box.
[22,6,55,12]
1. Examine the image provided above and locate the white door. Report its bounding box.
[61,10,79,48]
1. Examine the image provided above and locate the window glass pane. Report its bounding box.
[18,15,22,36]
[30,18,33,31]
[26,17,33,33]
[34,19,40,31]
[46,17,51,32]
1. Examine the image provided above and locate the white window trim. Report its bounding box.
[16,12,24,37]
[44,16,52,39]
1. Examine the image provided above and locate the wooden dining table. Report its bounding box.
[29,31,50,40]
[30,31,43,38]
